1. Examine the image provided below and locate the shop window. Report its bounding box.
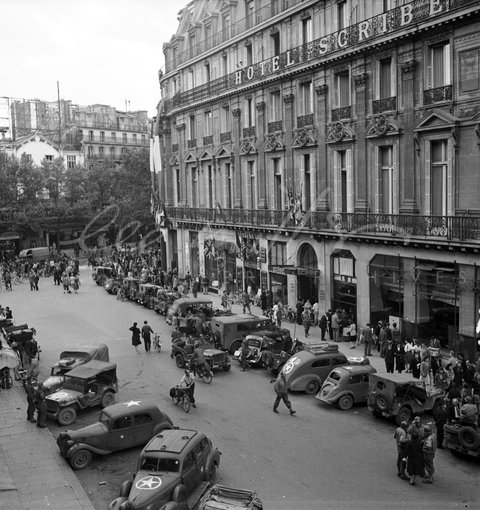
[331,250,356,318]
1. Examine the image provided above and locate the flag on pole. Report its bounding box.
[216,201,225,221]
[235,232,244,259]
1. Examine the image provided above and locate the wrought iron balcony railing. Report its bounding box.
[187,138,197,149]
[220,131,232,143]
[268,121,283,133]
[297,114,314,128]
[372,96,397,114]
[423,85,453,105]
[242,126,256,138]
[164,207,480,244]
[331,106,352,122]
[203,135,213,146]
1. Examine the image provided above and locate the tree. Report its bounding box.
[42,157,65,206]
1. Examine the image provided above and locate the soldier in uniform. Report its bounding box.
[34,383,48,428]
[24,378,37,423]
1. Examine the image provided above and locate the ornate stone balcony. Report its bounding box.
[331,106,352,122]
[187,138,197,149]
[242,126,256,138]
[372,96,397,114]
[297,114,314,128]
[268,121,283,133]
[220,131,232,143]
[203,135,213,146]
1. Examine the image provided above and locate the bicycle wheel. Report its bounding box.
[182,394,191,413]
[201,370,213,385]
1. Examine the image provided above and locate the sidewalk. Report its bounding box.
[0,383,95,510]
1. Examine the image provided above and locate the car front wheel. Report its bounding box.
[395,406,412,426]
[175,354,185,369]
[101,391,115,408]
[204,462,217,482]
[69,449,92,470]
[58,406,77,426]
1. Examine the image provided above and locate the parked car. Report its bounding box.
[43,344,109,394]
[316,365,377,410]
[104,277,123,295]
[138,283,162,308]
[233,329,292,368]
[92,266,115,286]
[154,289,183,315]
[281,343,369,395]
[109,428,221,510]
[56,401,174,470]
[444,422,480,458]
[166,298,214,326]
[210,314,274,354]
[171,335,230,372]
[121,277,141,301]
[367,372,445,425]
[195,484,263,509]
[46,360,118,426]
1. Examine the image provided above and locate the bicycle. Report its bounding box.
[190,362,213,384]
[152,333,162,352]
[171,385,191,413]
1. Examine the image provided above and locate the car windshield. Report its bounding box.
[328,370,342,382]
[63,377,86,392]
[140,457,180,472]
[247,339,262,348]
[98,412,111,427]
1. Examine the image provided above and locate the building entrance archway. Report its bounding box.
[297,243,319,303]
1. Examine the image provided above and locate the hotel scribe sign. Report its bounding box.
[229,0,469,87]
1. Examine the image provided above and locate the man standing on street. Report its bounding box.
[34,383,47,428]
[272,372,296,415]
[362,323,373,356]
[24,377,37,423]
[319,312,328,340]
[141,320,154,352]
[394,420,409,479]
[422,425,437,483]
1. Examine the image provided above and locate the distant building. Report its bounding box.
[152,0,480,356]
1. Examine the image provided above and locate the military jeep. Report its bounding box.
[46,360,118,426]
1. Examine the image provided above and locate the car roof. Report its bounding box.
[369,372,423,385]
[60,344,108,358]
[330,365,377,376]
[144,429,199,455]
[66,360,117,378]
[212,314,269,325]
[102,401,160,419]
[173,298,213,306]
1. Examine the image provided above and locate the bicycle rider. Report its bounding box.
[190,342,207,376]
[179,369,196,408]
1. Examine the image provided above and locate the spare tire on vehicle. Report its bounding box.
[375,394,390,411]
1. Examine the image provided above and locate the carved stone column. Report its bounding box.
[353,72,369,212]
[315,84,329,210]
[399,59,418,213]
[232,107,243,208]
[256,101,267,209]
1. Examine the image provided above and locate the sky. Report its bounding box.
[1,0,183,117]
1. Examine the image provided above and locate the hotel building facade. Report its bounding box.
[151,0,480,355]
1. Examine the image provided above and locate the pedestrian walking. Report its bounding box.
[319,312,328,340]
[394,421,409,480]
[62,273,71,294]
[129,322,141,353]
[24,378,37,423]
[242,291,251,314]
[240,338,249,371]
[201,275,209,294]
[422,425,437,483]
[221,290,230,311]
[331,310,340,342]
[72,274,80,294]
[362,323,373,356]
[349,320,357,349]
[34,383,47,428]
[434,401,448,449]
[312,301,319,326]
[141,320,154,352]
[302,308,312,337]
[406,418,425,485]
[192,277,199,298]
[395,342,406,373]
[272,372,296,415]
[385,340,395,373]
[33,271,39,291]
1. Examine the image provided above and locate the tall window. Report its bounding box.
[67,155,76,168]
[132,134,137,144]
[122,133,127,144]
[226,163,233,208]
[302,17,312,44]
[222,54,228,75]
[271,0,280,16]
[110,147,115,159]
[191,167,198,208]
[176,168,181,204]
[338,1,347,30]
[189,114,196,139]
[427,42,451,88]
[89,130,94,141]
[335,71,350,107]
[247,161,255,209]
[204,111,212,136]
[99,146,104,157]
[222,13,231,40]
[189,34,196,58]
[245,98,254,127]
[379,146,393,214]
[379,58,392,99]
[221,105,231,132]
[204,62,211,84]
[246,43,253,66]
[187,70,195,90]
[303,154,311,211]
[269,91,281,122]
[335,150,350,213]
[299,81,313,115]
[100,131,105,142]
[271,32,280,56]
[273,158,282,209]
[111,132,116,142]
[431,140,448,216]
[207,165,214,208]
[246,0,255,29]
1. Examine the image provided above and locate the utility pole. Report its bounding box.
[57,81,62,155]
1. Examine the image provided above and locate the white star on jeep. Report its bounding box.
[125,400,141,407]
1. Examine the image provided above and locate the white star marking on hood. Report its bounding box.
[125,400,141,407]
[135,476,162,490]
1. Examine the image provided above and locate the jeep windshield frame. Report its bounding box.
[139,456,180,473]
